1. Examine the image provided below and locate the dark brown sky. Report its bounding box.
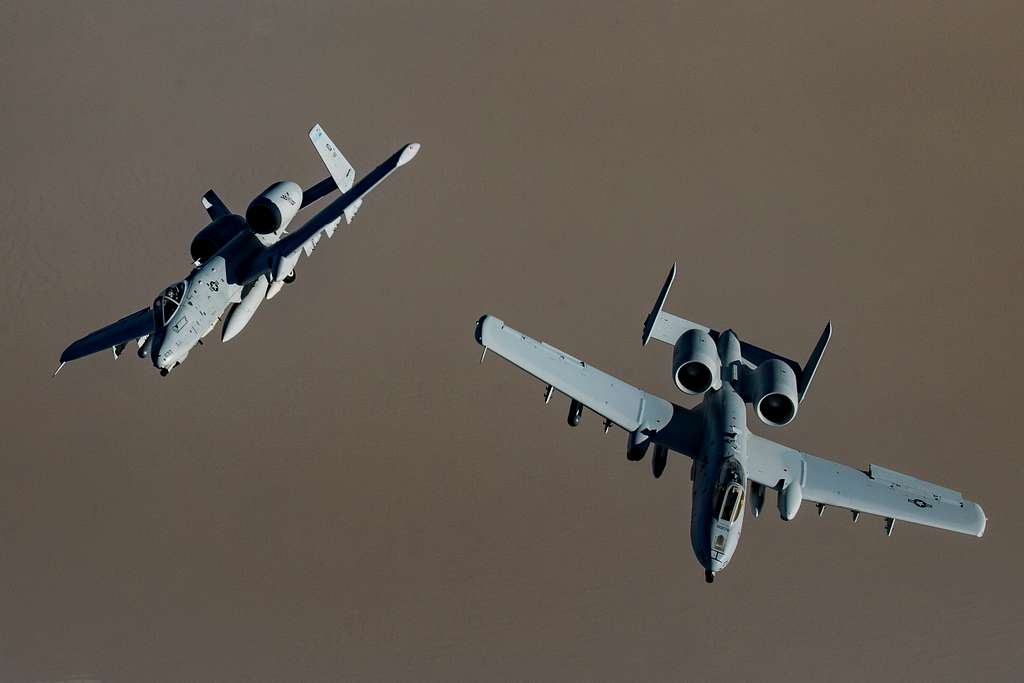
[2,1,1023,681]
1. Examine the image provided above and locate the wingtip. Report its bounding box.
[474,314,488,346]
[52,361,66,377]
[397,143,421,167]
[822,320,834,343]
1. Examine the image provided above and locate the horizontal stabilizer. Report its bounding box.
[300,176,337,209]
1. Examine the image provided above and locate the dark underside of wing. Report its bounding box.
[60,307,154,363]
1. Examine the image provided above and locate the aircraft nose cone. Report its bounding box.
[155,348,174,369]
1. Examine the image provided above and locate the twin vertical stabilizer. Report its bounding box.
[309,123,356,194]
[642,264,831,406]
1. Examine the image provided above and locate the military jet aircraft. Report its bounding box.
[474,265,985,582]
[56,124,419,376]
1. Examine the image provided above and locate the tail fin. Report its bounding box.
[309,123,356,193]
[642,263,676,346]
[306,123,363,224]
[201,190,230,220]
[642,264,711,346]
[640,263,831,402]
[796,322,831,401]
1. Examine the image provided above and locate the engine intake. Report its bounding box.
[245,181,303,234]
[190,214,248,264]
[672,329,721,394]
[750,358,799,426]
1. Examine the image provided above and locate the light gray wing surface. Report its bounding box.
[475,315,703,455]
[746,434,986,536]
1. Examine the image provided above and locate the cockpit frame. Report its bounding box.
[154,281,187,327]
[716,481,745,524]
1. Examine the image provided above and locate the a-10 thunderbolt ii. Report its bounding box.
[474,265,986,583]
[56,124,419,376]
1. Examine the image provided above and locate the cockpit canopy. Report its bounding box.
[716,482,745,524]
[154,281,186,327]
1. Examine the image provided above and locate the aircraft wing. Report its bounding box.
[237,141,420,286]
[475,315,703,457]
[58,307,154,367]
[278,143,418,258]
[745,433,986,536]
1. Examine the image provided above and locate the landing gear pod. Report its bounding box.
[750,481,766,518]
[778,478,803,521]
[222,276,270,342]
[137,335,154,358]
[652,444,669,479]
[567,399,583,427]
[626,430,650,461]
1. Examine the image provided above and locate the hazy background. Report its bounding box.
[2,2,1022,681]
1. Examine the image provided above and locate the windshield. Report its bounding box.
[154,281,186,326]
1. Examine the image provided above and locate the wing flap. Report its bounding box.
[746,434,986,537]
[868,464,963,503]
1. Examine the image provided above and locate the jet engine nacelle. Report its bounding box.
[750,358,799,426]
[672,329,721,394]
[778,479,803,521]
[190,214,248,264]
[245,181,303,234]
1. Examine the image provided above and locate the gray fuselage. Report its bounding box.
[147,226,269,371]
[689,330,749,575]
